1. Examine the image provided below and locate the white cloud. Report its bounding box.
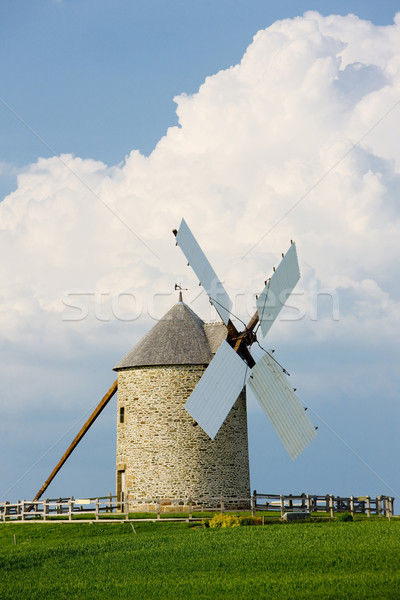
[2,11,400,360]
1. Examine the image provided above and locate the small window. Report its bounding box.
[119,406,125,424]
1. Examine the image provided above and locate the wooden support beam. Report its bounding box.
[31,379,118,503]
[245,310,259,334]
[226,319,256,368]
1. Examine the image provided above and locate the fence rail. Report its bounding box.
[0,492,394,522]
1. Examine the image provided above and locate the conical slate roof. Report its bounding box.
[114,301,227,369]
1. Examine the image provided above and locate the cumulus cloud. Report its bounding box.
[3,12,400,340]
[2,12,400,499]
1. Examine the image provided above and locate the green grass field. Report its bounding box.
[1,519,399,599]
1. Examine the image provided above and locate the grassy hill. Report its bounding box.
[0,519,399,599]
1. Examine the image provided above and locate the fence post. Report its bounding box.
[251,494,256,517]
[4,501,9,522]
[68,497,73,521]
[95,498,99,521]
[43,499,49,521]
[350,496,354,517]
[366,496,371,518]
[220,497,225,514]
[306,494,311,512]
[188,498,193,521]
[156,497,160,520]
[376,495,382,517]
[109,492,113,513]
[384,497,391,518]
[329,495,334,518]
[280,495,285,517]
[21,501,25,521]
[389,497,394,518]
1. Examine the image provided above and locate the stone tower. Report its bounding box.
[114,298,250,506]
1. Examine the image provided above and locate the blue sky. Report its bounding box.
[1,1,400,506]
[1,0,398,169]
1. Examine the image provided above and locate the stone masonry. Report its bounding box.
[116,364,250,505]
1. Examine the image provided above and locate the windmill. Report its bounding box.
[30,217,315,505]
[173,218,317,460]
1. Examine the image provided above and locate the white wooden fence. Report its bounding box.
[253,492,395,518]
[0,492,394,522]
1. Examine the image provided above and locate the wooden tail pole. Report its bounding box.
[31,379,118,503]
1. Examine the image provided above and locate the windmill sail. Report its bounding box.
[175,218,233,325]
[256,242,300,338]
[185,340,251,439]
[248,352,316,460]
[175,222,317,459]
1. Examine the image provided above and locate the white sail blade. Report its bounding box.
[256,242,300,338]
[185,340,251,439]
[248,353,316,460]
[176,218,233,325]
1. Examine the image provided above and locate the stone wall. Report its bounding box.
[116,364,250,504]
